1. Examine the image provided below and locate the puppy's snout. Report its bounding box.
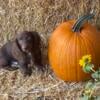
[19,41,28,51]
[22,45,28,51]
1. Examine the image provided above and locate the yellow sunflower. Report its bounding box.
[79,55,92,67]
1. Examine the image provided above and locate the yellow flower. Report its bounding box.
[79,55,91,67]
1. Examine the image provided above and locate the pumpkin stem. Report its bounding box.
[72,13,95,32]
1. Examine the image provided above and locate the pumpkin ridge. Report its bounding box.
[76,35,82,81]
[81,31,98,59]
[82,33,95,53]
[58,33,74,80]
[65,35,74,81]
[76,36,87,81]
[75,35,79,81]
[50,38,59,68]
[81,35,96,63]
[49,32,72,79]
[57,36,68,78]
[70,34,77,81]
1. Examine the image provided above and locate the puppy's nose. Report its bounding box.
[22,46,27,51]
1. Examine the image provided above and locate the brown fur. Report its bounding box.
[0,31,43,76]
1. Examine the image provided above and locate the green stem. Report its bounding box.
[91,68,96,73]
[72,13,95,32]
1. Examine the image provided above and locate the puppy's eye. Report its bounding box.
[19,37,23,40]
[27,37,31,41]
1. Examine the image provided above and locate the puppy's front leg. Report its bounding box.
[31,50,44,71]
[19,60,32,77]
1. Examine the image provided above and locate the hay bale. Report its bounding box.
[0,0,100,99]
[0,0,99,40]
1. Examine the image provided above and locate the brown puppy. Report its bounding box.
[0,31,43,76]
[16,31,43,68]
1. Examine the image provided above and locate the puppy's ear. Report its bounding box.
[31,31,41,44]
[15,38,23,52]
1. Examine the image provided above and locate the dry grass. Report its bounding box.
[0,68,85,100]
[0,0,100,100]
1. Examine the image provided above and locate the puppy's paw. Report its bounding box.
[36,64,45,72]
[22,68,32,77]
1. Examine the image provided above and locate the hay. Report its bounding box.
[0,0,100,99]
[0,68,85,99]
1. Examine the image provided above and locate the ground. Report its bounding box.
[0,0,100,100]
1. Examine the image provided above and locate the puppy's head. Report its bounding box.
[16,31,39,53]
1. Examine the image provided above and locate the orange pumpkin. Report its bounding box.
[48,14,100,82]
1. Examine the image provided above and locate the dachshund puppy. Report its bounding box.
[0,31,43,76]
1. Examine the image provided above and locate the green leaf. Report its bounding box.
[92,72,98,79]
[85,82,94,89]
[83,65,91,73]
[83,64,94,73]
[91,71,100,80]
[95,96,100,100]
[80,95,89,100]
